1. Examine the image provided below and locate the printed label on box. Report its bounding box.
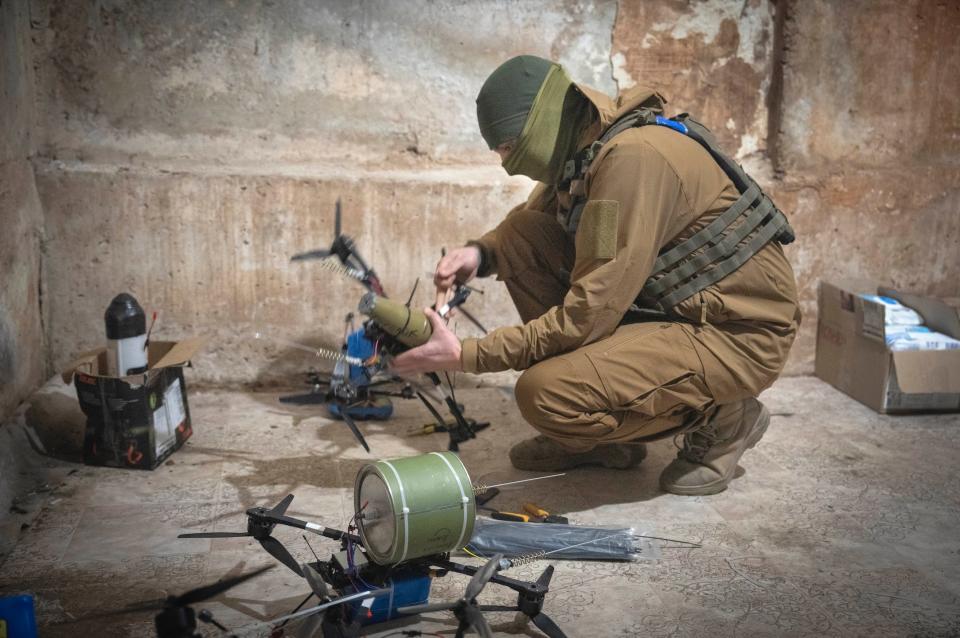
[164,378,186,431]
[154,378,184,457]
[153,404,174,457]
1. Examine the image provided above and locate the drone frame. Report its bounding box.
[177,494,567,638]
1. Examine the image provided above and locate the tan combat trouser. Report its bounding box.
[496,209,799,453]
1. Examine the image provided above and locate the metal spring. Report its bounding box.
[317,258,366,282]
[507,550,546,567]
[472,483,488,496]
[311,346,364,366]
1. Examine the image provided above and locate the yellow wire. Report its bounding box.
[461,546,482,559]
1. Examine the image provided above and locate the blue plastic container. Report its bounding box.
[346,570,431,625]
[0,595,38,638]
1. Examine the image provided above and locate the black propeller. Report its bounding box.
[79,565,274,638]
[340,409,371,452]
[290,198,343,263]
[179,495,304,577]
[399,553,502,638]
[478,565,566,638]
[295,563,331,638]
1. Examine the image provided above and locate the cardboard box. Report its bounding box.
[815,279,960,413]
[62,338,204,469]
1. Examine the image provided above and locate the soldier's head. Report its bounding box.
[476,55,593,184]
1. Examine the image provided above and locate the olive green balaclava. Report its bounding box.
[476,55,592,184]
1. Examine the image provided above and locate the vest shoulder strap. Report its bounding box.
[559,108,796,314]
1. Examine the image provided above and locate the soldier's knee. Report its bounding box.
[515,360,564,429]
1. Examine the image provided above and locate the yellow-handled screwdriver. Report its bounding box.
[522,502,569,524]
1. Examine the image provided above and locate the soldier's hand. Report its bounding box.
[434,245,480,309]
[390,308,463,376]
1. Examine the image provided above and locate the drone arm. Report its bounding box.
[429,557,534,595]
[254,511,362,544]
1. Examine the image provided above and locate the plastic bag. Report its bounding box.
[465,517,661,561]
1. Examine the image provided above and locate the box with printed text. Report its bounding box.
[815,279,960,413]
[61,338,204,469]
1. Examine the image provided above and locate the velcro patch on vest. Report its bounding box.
[578,200,619,260]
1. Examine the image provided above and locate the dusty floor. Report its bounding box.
[1,376,959,637]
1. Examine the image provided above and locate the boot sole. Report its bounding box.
[660,404,771,496]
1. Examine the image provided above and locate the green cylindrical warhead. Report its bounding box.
[358,292,432,348]
[355,451,476,565]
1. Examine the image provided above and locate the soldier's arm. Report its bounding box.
[461,140,688,373]
[465,183,553,278]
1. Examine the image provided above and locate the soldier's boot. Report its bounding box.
[509,435,647,472]
[659,398,770,496]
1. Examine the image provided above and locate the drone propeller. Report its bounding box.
[85,564,274,619]
[179,495,304,577]
[340,409,371,452]
[334,197,342,239]
[290,248,332,262]
[477,564,566,638]
[260,536,303,577]
[295,563,331,638]
[290,198,344,263]
[399,553,502,638]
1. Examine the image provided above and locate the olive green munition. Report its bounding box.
[354,451,476,565]
[358,292,432,348]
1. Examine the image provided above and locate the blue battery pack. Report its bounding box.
[346,570,432,625]
[0,595,38,638]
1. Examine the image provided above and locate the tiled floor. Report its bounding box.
[1,376,959,637]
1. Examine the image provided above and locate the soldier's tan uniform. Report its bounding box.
[461,85,801,452]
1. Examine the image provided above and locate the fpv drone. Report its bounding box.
[280,199,489,454]
[171,493,567,638]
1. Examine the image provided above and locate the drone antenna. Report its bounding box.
[473,473,566,494]
[405,277,420,307]
[303,534,322,563]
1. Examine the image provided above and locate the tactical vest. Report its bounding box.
[558,109,795,315]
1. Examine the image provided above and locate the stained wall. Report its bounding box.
[0,0,45,416]
[5,0,960,394]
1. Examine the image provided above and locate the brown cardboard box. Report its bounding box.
[62,338,204,469]
[815,279,960,413]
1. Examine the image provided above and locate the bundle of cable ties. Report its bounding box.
[465,517,662,562]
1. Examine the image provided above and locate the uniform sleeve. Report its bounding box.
[465,184,553,279]
[461,139,690,373]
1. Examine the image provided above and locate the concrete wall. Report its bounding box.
[772,0,960,368]
[14,0,960,387]
[31,0,618,385]
[0,0,46,416]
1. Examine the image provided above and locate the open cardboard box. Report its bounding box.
[815,279,960,413]
[62,338,205,469]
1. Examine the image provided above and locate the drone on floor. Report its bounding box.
[170,493,565,638]
[103,450,680,638]
[167,452,570,638]
[278,198,489,453]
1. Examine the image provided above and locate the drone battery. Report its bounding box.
[345,569,431,625]
[61,339,203,470]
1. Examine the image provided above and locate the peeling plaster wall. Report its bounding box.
[770,0,960,371]
[611,0,775,165]
[1,0,46,417]
[19,0,960,384]
[35,0,617,168]
[611,0,960,374]
[31,0,618,384]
